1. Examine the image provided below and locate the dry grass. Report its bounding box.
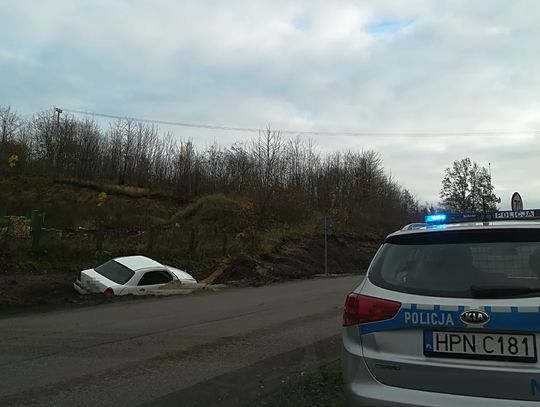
[54,178,177,201]
[56,178,148,196]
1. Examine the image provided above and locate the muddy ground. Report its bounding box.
[0,233,379,315]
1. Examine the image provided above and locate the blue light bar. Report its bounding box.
[423,209,540,225]
[425,214,447,223]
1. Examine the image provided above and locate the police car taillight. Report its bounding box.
[342,294,401,327]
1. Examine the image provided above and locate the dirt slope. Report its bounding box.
[215,234,379,285]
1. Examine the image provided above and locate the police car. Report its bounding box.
[342,209,540,406]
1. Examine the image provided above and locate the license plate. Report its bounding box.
[424,330,537,362]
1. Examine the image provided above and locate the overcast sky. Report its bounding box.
[2,0,540,208]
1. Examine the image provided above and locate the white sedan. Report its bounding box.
[74,255,197,296]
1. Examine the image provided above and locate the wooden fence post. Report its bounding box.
[222,229,228,256]
[31,210,43,251]
[96,220,104,254]
[146,227,155,253]
[189,227,197,258]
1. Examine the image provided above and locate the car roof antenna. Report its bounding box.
[482,196,489,223]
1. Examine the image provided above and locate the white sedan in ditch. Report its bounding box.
[74,255,197,296]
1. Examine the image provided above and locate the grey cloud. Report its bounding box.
[2,0,540,208]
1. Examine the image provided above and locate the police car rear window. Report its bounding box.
[369,229,540,298]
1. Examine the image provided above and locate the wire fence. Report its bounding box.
[0,211,256,263]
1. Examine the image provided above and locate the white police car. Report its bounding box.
[343,209,540,406]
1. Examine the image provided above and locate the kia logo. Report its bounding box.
[460,310,489,324]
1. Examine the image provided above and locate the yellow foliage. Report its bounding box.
[97,191,107,207]
[8,216,30,238]
[8,154,18,168]
[234,232,247,241]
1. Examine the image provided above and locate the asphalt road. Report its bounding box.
[0,275,361,407]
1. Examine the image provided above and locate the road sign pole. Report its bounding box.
[324,211,328,276]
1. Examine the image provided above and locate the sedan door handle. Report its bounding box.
[139,288,145,292]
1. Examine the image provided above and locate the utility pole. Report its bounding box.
[53,107,62,170]
[55,107,62,128]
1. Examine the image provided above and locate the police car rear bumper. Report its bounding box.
[343,340,537,407]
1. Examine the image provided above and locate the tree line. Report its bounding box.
[0,106,422,231]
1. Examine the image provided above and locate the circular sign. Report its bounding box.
[511,192,523,211]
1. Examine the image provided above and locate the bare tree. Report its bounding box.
[0,106,18,145]
[0,104,423,230]
[251,126,284,221]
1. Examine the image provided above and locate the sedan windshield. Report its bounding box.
[369,229,540,298]
[95,260,134,285]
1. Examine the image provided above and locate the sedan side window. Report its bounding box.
[138,270,173,286]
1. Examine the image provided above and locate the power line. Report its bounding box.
[63,108,258,133]
[62,107,540,138]
[9,108,52,132]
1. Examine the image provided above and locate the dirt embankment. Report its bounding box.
[214,233,379,285]
[0,233,380,315]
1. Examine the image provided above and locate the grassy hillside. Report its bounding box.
[0,174,383,310]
